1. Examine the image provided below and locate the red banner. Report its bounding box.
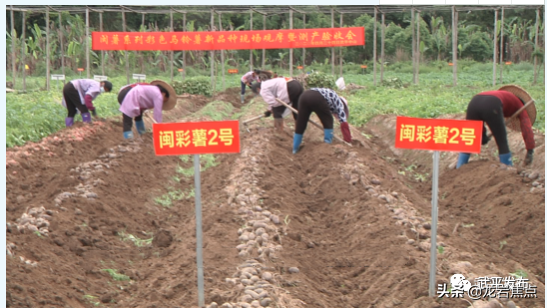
[153,121,240,156]
[395,117,483,153]
[92,27,364,51]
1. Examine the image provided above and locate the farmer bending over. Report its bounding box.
[252,77,304,133]
[62,79,112,127]
[240,69,260,103]
[118,80,177,139]
[456,85,535,168]
[292,88,352,154]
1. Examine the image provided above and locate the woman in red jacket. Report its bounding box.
[456,85,536,168]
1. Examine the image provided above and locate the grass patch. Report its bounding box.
[83,294,101,307]
[118,230,153,247]
[101,269,131,281]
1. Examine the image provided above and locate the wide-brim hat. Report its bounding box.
[151,80,177,111]
[498,84,536,132]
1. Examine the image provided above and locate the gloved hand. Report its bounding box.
[499,152,513,166]
[123,131,134,139]
[324,129,334,144]
[482,134,490,145]
[135,120,146,135]
[264,110,272,117]
[293,134,303,154]
[524,149,534,165]
[340,122,352,143]
[91,109,97,117]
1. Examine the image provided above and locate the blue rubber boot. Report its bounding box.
[324,129,334,144]
[456,153,471,169]
[123,131,134,139]
[292,134,303,154]
[499,153,513,166]
[81,112,92,123]
[65,117,74,127]
[135,120,146,135]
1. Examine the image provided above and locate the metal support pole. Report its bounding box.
[452,6,458,87]
[416,10,420,85]
[86,7,90,78]
[373,7,377,86]
[533,8,540,84]
[11,6,16,88]
[21,11,26,92]
[331,8,335,75]
[500,7,504,83]
[60,12,66,79]
[381,12,385,83]
[122,8,129,85]
[170,9,174,83]
[99,12,104,75]
[211,9,215,93]
[219,12,225,90]
[339,13,343,77]
[262,14,266,68]
[183,13,186,81]
[193,154,205,308]
[410,8,416,84]
[493,9,498,86]
[428,151,440,297]
[290,9,293,77]
[250,10,253,70]
[46,7,51,90]
[302,14,306,68]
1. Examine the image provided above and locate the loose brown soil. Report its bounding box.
[6,89,545,308]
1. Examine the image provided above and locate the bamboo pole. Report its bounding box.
[11,6,16,88]
[339,13,343,77]
[302,14,306,69]
[331,8,335,75]
[99,12,104,76]
[410,8,416,84]
[211,8,215,93]
[533,7,540,84]
[262,14,266,68]
[59,12,66,80]
[170,9,174,83]
[250,10,253,71]
[183,13,186,81]
[416,10,420,85]
[86,7,90,79]
[218,12,225,90]
[381,12,385,83]
[500,7,504,83]
[452,6,458,87]
[142,13,145,27]
[290,9,293,77]
[46,7,51,90]
[140,12,145,74]
[21,11,26,92]
[373,7,377,86]
[122,8,129,85]
[493,9,498,86]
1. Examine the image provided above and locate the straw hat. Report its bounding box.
[498,84,536,132]
[151,80,177,111]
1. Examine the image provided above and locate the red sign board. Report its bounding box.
[178,68,184,72]
[228,69,239,74]
[395,117,482,153]
[92,27,365,51]
[77,68,84,72]
[361,65,367,68]
[153,121,240,156]
[297,66,304,69]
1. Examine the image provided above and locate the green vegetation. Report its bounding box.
[101,269,131,281]
[118,230,153,247]
[173,77,212,96]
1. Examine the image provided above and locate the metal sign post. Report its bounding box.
[428,151,440,296]
[94,75,108,82]
[132,73,146,83]
[394,116,483,298]
[178,68,184,81]
[51,74,65,91]
[194,154,205,307]
[152,120,240,308]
